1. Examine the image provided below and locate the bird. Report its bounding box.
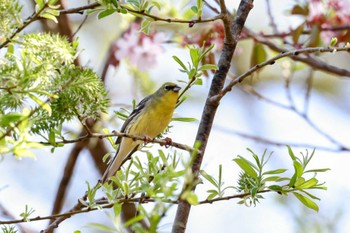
[101,82,181,183]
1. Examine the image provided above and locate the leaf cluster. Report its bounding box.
[233,146,329,211]
[0,0,23,40]
[97,149,192,231]
[0,33,109,157]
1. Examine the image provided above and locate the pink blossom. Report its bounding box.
[113,23,165,70]
[306,0,350,43]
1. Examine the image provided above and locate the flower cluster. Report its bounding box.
[307,0,350,43]
[113,23,166,71]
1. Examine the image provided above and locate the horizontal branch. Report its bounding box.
[0,190,271,225]
[38,131,198,154]
[60,2,223,24]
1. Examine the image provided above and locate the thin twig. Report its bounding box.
[239,84,350,151]
[265,0,278,33]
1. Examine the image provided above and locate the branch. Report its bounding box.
[217,45,350,102]
[244,28,350,78]
[172,1,254,233]
[60,2,223,24]
[0,191,272,226]
[38,131,198,154]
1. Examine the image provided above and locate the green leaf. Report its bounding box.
[28,93,52,116]
[293,192,319,212]
[293,160,303,178]
[287,145,296,161]
[85,223,117,232]
[172,117,197,122]
[297,178,318,189]
[140,19,151,35]
[207,190,219,200]
[293,22,305,44]
[330,37,338,46]
[250,43,267,68]
[268,185,282,192]
[0,113,23,126]
[262,176,282,182]
[173,55,188,72]
[184,191,198,205]
[233,157,258,179]
[191,6,198,13]
[98,9,117,19]
[189,47,199,67]
[198,64,218,71]
[305,168,331,173]
[200,170,218,187]
[290,5,308,16]
[263,168,287,175]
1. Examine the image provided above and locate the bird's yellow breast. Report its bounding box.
[130,90,178,138]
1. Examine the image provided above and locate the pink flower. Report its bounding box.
[306,0,350,44]
[113,23,165,70]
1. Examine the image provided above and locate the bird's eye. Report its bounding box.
[164,85,173,91]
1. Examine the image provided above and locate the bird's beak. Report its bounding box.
[173,86,181,92]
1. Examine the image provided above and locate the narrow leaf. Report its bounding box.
[293,192,319,212]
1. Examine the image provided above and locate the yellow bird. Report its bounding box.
[101,82,181,183]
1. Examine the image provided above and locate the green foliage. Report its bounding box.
[1,225,18,233]
[200,165,235,200]
[35,0,60,23]
[0,0,23,41]
[233,147,329,211]
[101,149,191,231]
[19,204,35,221]
[0,33,110,157]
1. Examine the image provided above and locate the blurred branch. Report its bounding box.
[238,84,350,151]
[256,24,350,39]
[244,28,350,78]
[217,45,350,103]
[265,0,278,34]
[216,124,350,152]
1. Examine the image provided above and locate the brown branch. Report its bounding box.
[59,2,223,24]
[172,1,254,233]
[217,45,350,102]
[244,28,350,78]
[257,24,350,39]
[38,131,197,154]
[0,190,272,226]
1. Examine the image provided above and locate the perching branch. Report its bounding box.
[38,131,198,154]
